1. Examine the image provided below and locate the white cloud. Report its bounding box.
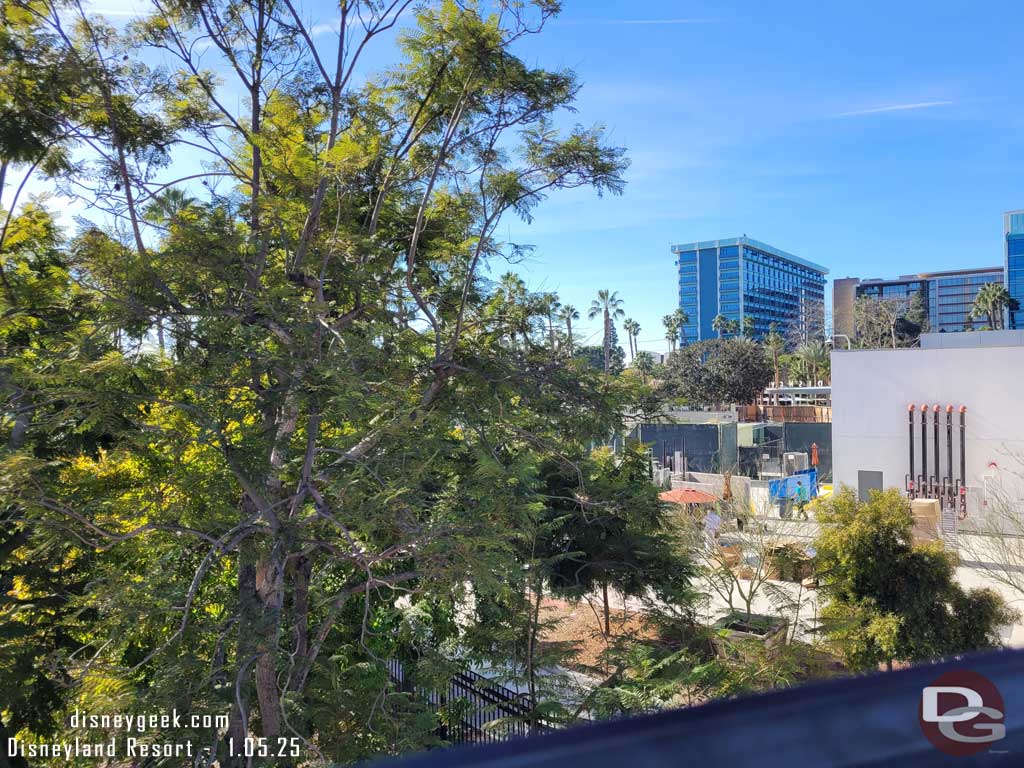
[836,101,953,117]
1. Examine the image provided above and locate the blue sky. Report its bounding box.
[496,0,1024,352]
[21,1,1024,354]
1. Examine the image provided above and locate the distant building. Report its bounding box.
[670,237,827,343]
[833,266,1005,337]
[831,277,860,339]
[1006,210,1024,329]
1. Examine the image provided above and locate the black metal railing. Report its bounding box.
[387,659,552,746]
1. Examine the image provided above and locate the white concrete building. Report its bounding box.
[832,334,1024,521]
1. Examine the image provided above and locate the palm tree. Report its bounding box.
[143,187,196,225]
[559,304,580,350]
[499,271,526,301]
[796,340,829,384]
[663,308,689,352]
[712,314,729,338]
[623,318,640,359]
[542,293,560,349]
[662,314,678,353]
[741,315,755,339]
[588,290,626,374]
[498,272,528,345]
[971,283,1015,330]
[634,350,654,384]
[765,323,786,388]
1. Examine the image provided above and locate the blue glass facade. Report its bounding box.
[1007,211,1024,330]
[671,237,828,344]
[932,271,1004,332]
[855,269,1004,334]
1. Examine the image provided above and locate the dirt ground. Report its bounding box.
[537,595,657,672]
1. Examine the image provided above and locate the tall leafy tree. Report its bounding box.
[0,204,114,760]
[539,446,694,637]
[661,338,772,408]
[1,1,630,762]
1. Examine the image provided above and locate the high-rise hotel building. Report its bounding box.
[1006,210,1024,329]
[670,237,828,343]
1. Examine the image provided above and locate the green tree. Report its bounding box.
[1,1,631,761]
[814,488,1016,671]
[589,289,626,374]
[0,204,113,759]
[661,338,772,408]
[575,335,626,375]
[539,446,694,637]
[633,350,655,384]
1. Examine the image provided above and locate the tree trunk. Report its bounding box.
[223,533,258,767]
[602,581,611,636]
[603,311,611,375]
[254,547,285,739]
[526,583,543,732]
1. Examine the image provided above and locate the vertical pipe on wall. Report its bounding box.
[907,404,916,498]
[932,404,940,498]
[945,405,954,507]
[959,406,967,517]
[920,403,929,496]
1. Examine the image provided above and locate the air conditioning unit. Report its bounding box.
[783,452,809,476]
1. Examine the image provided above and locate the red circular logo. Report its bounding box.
[919,670,1005,756]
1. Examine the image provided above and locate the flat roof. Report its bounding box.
[918,267,1003,278]
[763,386,832,394]
[670,236,828,275]
[859,266,1003,285]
